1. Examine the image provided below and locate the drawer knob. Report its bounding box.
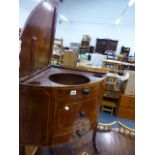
[80,111,87,117]
[64,106,70,111]
[82,89,90,95]
[76,130,83,137]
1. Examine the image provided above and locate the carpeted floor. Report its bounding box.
[99,111,135,129]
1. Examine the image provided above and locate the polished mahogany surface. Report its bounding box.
[20,66,106,148]
[19,0,58,77]
[21,66,106,86]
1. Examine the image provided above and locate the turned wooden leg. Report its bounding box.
[92,124,99,153]
[19,145,25,155]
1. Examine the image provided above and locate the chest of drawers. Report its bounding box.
[117,94,135,120]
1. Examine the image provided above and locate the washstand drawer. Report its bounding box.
[119,101,130,108]
[117,107,135,120]
[55,84,99,99]
[53,96,98,136]
[120,95,135,103]
[52,122,96,146]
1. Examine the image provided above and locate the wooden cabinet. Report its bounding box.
[20,67,105,147]
[19,0,106,153]
[117,94,135,120]
[63,50,77,68]
[95,38,118,55]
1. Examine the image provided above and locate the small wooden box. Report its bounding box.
[63,50,77,67]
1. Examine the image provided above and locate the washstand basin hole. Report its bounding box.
[49,73,90,85]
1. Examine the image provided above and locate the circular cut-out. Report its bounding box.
[49,73,90,85]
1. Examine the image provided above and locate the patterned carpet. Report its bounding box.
[99,111,135,129]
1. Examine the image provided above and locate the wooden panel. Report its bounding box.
[121,95,135,103]
[20,66,105,148]
[117,107,135,120]
[19,0,58,77]
[119,101,130,108]
[20,87,52,145]
[117,94,135,120]
[52,96,98,145]
[55,84,98,99]
[95,38,118,54]
[53,96,97,135]
[63,51,77,67]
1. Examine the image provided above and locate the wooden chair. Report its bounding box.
[100,100,117,115]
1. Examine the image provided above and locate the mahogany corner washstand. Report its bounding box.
[20,66,106,154]
[19,0,106,154]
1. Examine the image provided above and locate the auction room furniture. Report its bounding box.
[102,59,135,73]
[116,94,135,120]
[63,50,77,68]
[19,1,106,155]
[100,75,121,115]
[100,99,116,115]
[95,38,118,55]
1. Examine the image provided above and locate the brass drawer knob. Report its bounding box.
[80,111,87,117]
[64,106,70,111]
[82,88,90,95]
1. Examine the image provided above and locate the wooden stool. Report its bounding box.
[101,100,116,115]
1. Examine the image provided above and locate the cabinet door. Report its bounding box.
[20,87,52,145]
[53,96,98,145]
[95,39,107,54]
[107,40,118,51]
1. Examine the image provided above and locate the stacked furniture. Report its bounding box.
[80,40,90,54]
[95,38,118,55]
[116,70,135,120]
[80,35,91,54]
[63,50,77,68]
[101,76,121,115]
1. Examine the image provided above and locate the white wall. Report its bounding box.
[56,22,135,55]
[19,0,135,56]
[56,0,135,56]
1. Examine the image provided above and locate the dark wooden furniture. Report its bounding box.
[117,94,135,120]
[19,1,106,155]
[20,67,105,149]
[19,0,57,78]
[121,46,130,56]
[95,38,118,55]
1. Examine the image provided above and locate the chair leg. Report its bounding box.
[92,124,99,154]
